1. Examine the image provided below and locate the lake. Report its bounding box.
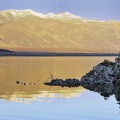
[0,56,119,120]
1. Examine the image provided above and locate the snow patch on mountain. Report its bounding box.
[1,9,83,20]
[1,9,118,22]
[2,9,46,18]
[57,11,82,19]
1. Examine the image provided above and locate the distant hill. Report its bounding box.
[0,9,120,53]
[0,49,13,52]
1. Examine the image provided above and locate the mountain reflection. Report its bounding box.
[0,56,115,103]
[0,57,89,102]
[0,73,85,102]
[0,87,85,103]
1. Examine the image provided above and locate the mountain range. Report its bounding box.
[0,9,120,53]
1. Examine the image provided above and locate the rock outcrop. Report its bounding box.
[44,78,81,87]
[45,55,120,101]
[80,58,120,101]
[81,59,116,92]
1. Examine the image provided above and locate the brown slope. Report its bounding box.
[0,13,120,53]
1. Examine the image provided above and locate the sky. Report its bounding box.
[0,0,120,20]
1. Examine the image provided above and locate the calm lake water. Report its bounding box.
[0,56,120,120]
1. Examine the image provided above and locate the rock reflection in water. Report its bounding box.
[80,55,120,105]
[84,83,120,103]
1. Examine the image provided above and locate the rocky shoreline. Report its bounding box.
[45,78,81,87]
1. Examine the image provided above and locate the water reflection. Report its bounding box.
[1,88,85,103]
[0,56,115,102]
[99,86,120,103]
[82,77,120,108]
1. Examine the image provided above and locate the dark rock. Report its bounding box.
[16,81,20,84]
[44,55,120,102]
[44,78,80,87]
[100,59,115,66]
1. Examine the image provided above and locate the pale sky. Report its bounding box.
[0,0,120,20]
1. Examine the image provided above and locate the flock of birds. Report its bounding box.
[16,80,38,85]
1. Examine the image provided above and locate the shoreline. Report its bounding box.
[0,52,118,57]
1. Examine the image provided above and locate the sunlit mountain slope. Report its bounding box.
[0,9,120,53]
